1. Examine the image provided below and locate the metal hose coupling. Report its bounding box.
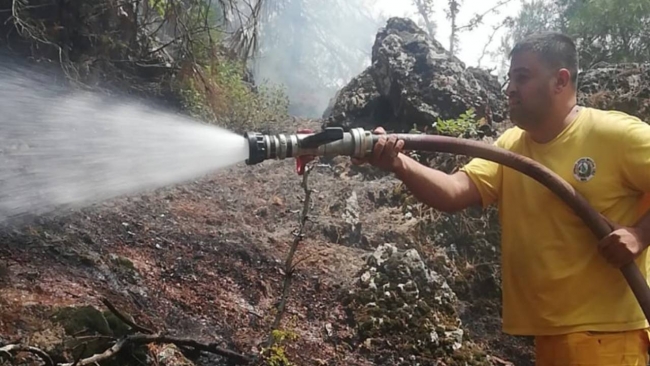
[244,127,376,166]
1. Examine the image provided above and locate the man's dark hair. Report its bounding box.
[510,31,579,87]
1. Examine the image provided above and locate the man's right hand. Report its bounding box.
[351,126,483,213]
[351,127,405,173]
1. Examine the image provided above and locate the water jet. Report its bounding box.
[0,63,248,222]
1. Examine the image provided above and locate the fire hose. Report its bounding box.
[243,127,650,323]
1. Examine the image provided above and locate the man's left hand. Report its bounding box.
[598,226,648,267]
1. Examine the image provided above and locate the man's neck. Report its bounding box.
[527,101,580,144]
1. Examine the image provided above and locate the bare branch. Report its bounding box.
[70,344,86,366]
[412,0,436,37]
[0,296,253,366]
[266,161,315,347]
[54,334,252,366]
[448,0,460,58]
[1,301,253,365]
[134,335,252,364]
[101,298,155,335]
[456,0,514,32]
[0,344,54,366]
[477,17,511,68]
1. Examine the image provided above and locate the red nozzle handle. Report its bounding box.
[296,128,315,175]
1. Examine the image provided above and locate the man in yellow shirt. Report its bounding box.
[354,31,650,364]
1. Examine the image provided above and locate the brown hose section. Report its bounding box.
[387,133,650,323]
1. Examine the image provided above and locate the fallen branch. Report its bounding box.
[55,334,252,366]
[134,335,252,364]
[0,300,253,366]
[101,297,155,334]
[70,343,86,366]
[0,344,54,366]
[488,354,514,365]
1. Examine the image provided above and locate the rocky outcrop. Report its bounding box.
[321,67,391,130]
[323,17,507,133]
[342,244,489,365]
[324,18,650,134]
[578,62,650,122]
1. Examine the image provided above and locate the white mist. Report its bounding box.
[0,62,249,221]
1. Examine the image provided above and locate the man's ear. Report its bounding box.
[555,68,571,93]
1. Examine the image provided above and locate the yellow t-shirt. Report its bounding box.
[639,193,650,217]
[460,107,650,336]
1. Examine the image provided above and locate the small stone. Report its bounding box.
[360,271,371,284]
[445,328,464,348]
[430,330,439,344]
[324,323,333,337]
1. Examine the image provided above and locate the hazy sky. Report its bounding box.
[373,0,522,72]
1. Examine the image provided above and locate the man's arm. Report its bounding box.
[393,153,483,213]
[623,121,650,246]
[599,208,650,268]
[598,118,650,267]
[355,127,503,213]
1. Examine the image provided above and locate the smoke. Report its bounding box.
[251,0,388,118]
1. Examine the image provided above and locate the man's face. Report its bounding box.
[505,51,555,129]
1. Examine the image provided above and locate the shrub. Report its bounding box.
[175,57,289,134]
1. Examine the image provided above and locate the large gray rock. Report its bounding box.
[342,244,489,365]
[323,17,507,132]
[321,67,391,130]
[578,62,650,122]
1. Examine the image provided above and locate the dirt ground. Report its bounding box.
[0,119,534,365]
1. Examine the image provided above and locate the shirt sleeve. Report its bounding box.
[621,118,650,194]
[458,132,508,208]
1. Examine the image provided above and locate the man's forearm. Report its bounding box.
[392,153,474,213]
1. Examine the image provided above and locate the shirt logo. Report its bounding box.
[573,157,596,182]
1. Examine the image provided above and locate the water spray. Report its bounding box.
[244,126,650,324]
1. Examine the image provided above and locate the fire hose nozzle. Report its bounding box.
[244,127,376,166]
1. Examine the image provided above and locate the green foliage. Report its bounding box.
[171,1,290,133]
[405,108,491,167]
[164,0,291,132]
[500,0,650,68]
[260,328,300,366]
[6,0,278,131]
[148,0,167,17]
[434,108,481,138]
[179,78,213,122]
[177,57,289,133]
[562,0,650,66]
[408,108,486,140]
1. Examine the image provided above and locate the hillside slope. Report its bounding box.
[2,8,650,366]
